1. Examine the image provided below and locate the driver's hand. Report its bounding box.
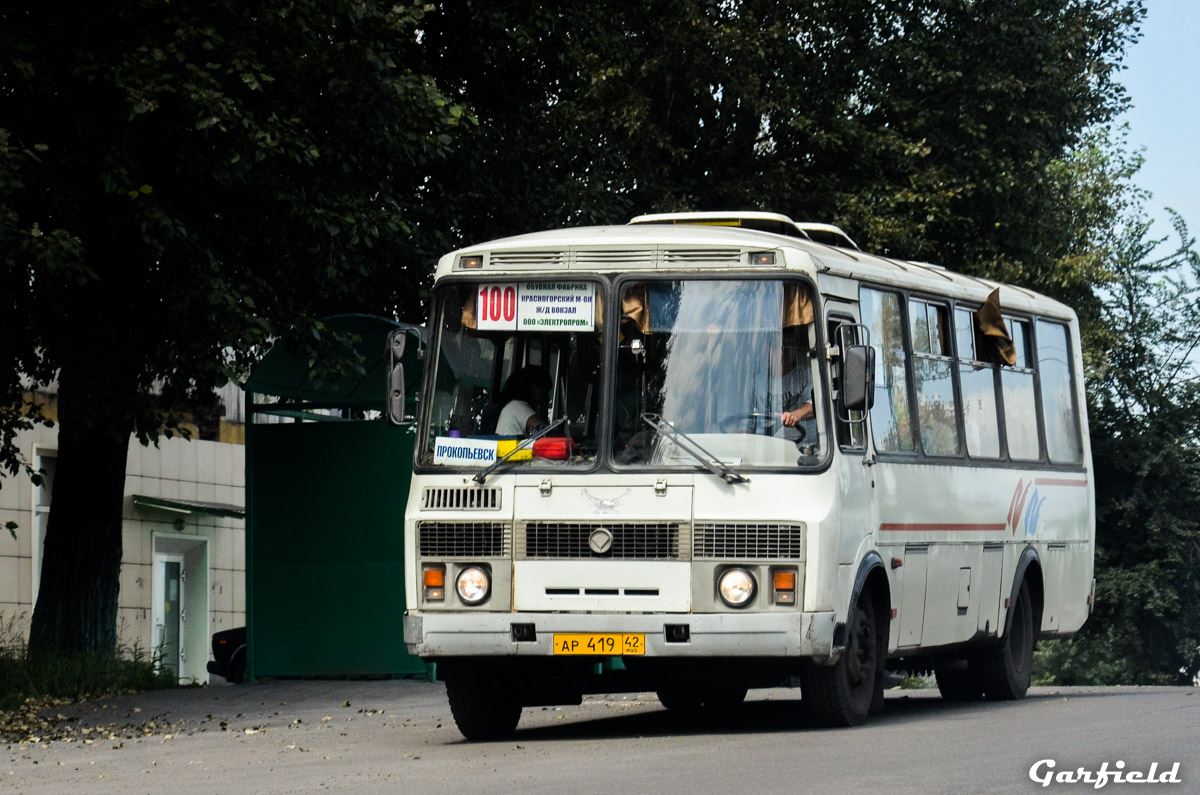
[781,403,814,427]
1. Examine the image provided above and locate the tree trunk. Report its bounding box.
[28,360,135,657]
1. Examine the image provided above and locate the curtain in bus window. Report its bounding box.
[977,288,1016,366]
[955,307,1001,458]
[861,288,914,452]
[1002,318,1039,460]
[1036,320,1083,464]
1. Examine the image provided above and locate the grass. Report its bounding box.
[0,612,179,711]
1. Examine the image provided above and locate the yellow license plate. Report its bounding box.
[553,633,645,656]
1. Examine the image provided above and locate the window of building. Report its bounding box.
[32,451,56,601]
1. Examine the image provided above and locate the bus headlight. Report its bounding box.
[456,566,491,605]
[718,568,756,608]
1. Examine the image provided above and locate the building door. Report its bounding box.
[153,553,186,679]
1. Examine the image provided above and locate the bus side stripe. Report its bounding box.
[880,523,1008,532]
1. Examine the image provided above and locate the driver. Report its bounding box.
[780,328,815,443]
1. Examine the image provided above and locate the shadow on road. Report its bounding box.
[467,690,1023,744]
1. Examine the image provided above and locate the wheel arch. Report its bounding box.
[1008,546,1045,637]
[837,550,890,650]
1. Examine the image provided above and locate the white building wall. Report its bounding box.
[0,424,245,682]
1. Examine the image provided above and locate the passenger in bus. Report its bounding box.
[780,329,816,443]
[494,365,552,436]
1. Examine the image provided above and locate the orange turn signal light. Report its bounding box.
[424,569,446,588]
[773,571,796,591]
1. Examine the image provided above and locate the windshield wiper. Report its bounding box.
[640,413,749,484]
[472,417,568,485]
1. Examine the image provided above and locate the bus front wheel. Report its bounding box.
[801,591,881,726]
[444,666,522,741]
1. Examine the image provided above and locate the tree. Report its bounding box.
[1036,213,1200,685]
[3,0,1151,662]
[417,0,1143,286]
[0,1,467,654]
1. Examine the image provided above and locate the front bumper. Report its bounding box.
[404,610,838,660]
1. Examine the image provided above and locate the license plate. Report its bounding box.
[552,633,645,656]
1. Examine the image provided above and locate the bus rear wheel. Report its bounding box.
[934,667,983,701]
[802,592,881,726]
[444,667,522,741]
[979,579,1036,700]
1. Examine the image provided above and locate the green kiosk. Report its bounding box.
[242,314,426,679]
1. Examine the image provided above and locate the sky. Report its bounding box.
[1117,0,1200,244]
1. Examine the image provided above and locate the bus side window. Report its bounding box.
[1036,320,1083,464]
[955,307,1002,458]
[910,299,961,456]
[1001,317,1040,460]
[860,287,915,452]
[828,317,865,450]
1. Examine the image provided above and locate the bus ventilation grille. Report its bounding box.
[488,251,568,268]
[417,521,512,557]
[661,248,743,265]
[572,250,656,267]
[693,523,804,560]
[521,521,684,560]
[421,486,502,511]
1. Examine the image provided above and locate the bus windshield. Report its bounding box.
[612,278,824,469]
[419,281,603,469]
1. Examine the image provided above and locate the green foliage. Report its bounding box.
[1036,213,1200,685]
[0,613,177,711]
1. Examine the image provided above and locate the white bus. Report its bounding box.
[391,213,1094,739]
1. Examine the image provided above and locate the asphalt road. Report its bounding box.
[5,680,1198,794]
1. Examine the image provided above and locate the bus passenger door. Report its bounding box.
[826,305,877,568]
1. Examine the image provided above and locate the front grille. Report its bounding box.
[521,521,684,560]
[421,486,501,511]
[418,521,511,557]
[693,522,804,560]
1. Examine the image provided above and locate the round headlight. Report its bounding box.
[456,566,491,605]
[718,568,757,608]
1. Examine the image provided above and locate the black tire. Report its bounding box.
[802,593,881,726]
[702,686,749,711]
[979,579,1036,700]
[934,667,983,702]
[444,668,522,741]
[657,685,748,712]
[656,687,703,712]
[227,653,246,684]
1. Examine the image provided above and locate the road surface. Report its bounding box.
[5,681,1197,793]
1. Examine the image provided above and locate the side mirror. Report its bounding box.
[843,344,875,412]
[386,329,411,425]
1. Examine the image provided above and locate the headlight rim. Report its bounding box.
[455,565,492,605]
[718,566,757,608]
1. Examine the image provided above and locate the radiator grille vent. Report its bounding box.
[522,521,684,560]
[421,487,501,511]
[418,521,511,557]
[693,523,804,560]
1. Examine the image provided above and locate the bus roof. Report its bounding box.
[439,223,1074,320]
